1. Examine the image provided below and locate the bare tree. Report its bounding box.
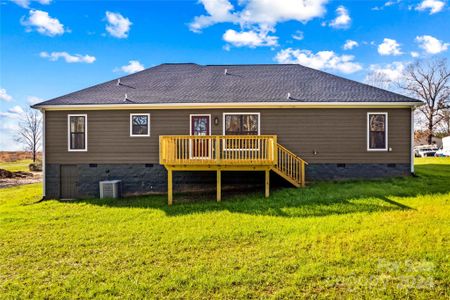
[364,71,396,92]
[400,58,450,144]
[15,108,42,162]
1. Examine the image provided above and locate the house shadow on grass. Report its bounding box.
[70,164,450,219]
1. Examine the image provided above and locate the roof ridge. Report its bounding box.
[205,63,299,66]
[160,62,200,65]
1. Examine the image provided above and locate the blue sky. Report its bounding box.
[1,0,450,150]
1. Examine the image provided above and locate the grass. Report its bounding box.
[0,159,33,172]
[0,158,449,298]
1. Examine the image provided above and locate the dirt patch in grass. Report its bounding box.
[0,169,42,188]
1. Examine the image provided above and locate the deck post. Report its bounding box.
[215,136,221,163]
[273,136,278,165]
[301,162,305,187]
[168,169,173,206]
[216,170,221,202]
[265,169,270,198]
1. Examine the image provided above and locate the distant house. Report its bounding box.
[414,135,442,148]
[33,63,422,203]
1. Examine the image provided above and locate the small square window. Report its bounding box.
[130,114,150,137]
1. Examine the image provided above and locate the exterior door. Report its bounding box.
[60,165,78,199]
[190,115,211,159]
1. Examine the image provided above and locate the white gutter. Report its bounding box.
[35,101,423,111]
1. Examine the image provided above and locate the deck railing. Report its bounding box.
[276,144,308,187]
[160,135,277,166]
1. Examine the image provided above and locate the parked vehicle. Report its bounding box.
[435,149,450,157]
[414,145,439,157]
[435,136,450,157]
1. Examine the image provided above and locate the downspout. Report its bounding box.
[41,109,46,199]
[410,107,415,174]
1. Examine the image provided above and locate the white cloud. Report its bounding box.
[223,28,278,48]
[274,48,362,74]
[116,60,145,74]
[0,106,25,151]
[21,10,65,36]
[415,35,449,54]
[9,106,24,114]
[0,105,25,119]
[11,0,51,8]
[40,51,96,63]
[291,30,304,41]
[366,62,406,82]
[411,51,420,58]
[105,11,132,39]
[329,5,351,29]
[27,96,44,105]
[239,0,328,26]
[189,0,327,47]
[189,0,238,33]
[343,39,358,50]
[0,88,13,102]
[378,38,402,55]
[384,0,400,7]
[190,0,328,32]
[0,117,21,151]
[372,0,402,10]
[416,0,445,14]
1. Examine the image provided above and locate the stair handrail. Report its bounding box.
[276,143,308,187]
[276,144,309,165]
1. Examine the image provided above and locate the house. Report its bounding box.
[32,63,422,204]
[414,135,442,148]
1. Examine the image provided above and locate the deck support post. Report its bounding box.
[168,169,173,206]
[216,170,221,202]
[265,169,270,198]
[301,162,305,188]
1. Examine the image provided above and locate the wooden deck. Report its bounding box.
[159,135,307,205]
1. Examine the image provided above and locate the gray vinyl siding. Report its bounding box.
[45,108,411,164]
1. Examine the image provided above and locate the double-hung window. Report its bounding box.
[130,113,150,137]
[367,112,388,151]
[68,114,87,151]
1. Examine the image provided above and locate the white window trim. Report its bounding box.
[67,114,88,152]
[189,114,211,136]
[189,114,212,159]
[367,112,388,152]
[130,113,150,137]
[222,112,261,135]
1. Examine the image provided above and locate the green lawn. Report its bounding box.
[0,159,33,172]
[0,158,449,298]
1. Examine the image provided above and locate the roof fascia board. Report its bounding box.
[35,101,422,111]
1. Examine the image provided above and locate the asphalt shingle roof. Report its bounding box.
[33,63,422,107]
